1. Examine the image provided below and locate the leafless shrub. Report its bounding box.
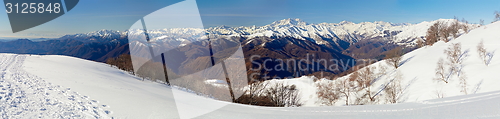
[458,71,468,95]
[106,54,134,75]
[444,43,464,73]
[434,58,448,83]
[245,81,269,105]
[316,80,339,106]
[462,20,470,33]
[425,21,444,45]
[438,22,453,42]
[440,43,470,94]
[416,38,425,48]
[384,71,405,103]
[266,81,302,107]
[448,20,460,39]
[435,89,445,98]
[477,40,494,66]
[377,63,387,76]
[343,71,361,105]
[494,11,500,22]
[338,78,358,106]
[385,47,403,69]
[477,40,487,64]
[425,20,472,45]
[355,66,378,104]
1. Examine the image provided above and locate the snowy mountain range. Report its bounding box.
[0,18,479,81]
[1,21,499,118]
[60,18,477,48]
[55,18,480,64]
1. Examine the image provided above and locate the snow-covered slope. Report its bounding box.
[384,21,500,101]
[0,54,111,118]
[0,53,498,118]
[264,21,500,107]
[23,55,178,118]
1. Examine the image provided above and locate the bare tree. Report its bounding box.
[384,71,405,103]
[106,54,134,75]
[480,19,485,26]
[444,43,464,74]
[356,66,377,104]
[439,25,451,42]
[266,81,302,107]
[434,58,448,83]
[425,20,468,46]
[458,70,468,95]
[385,47,403,69]
[343,71,360,105]
[338,76,359,106]
[425,21,444,45]
[448,43,469,94]
[377,63,387,76]
[477,40,488,65]
[448,20,460,39]
[435,89,445,98]
[247,81,269,105]
[316,81,339,106]
[416,38,425,48]
[477,40,495,66]
[236,81,276,106]
[462,22,469,33]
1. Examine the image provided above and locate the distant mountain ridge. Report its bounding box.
[56,18,476,49]
[0,18,479,80]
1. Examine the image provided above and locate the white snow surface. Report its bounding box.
[0,22,498,118]
[265,21,500,107]
[0,46,497,118]
[0,54,110,118]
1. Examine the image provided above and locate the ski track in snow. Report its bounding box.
[0,54,111,118]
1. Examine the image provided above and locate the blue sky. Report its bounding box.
[0,0,499,38]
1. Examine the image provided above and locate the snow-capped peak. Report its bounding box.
[69,18,478,48]
[269,18,308,27]
[338,20,354,25]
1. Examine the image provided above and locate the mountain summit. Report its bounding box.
[269,18,308,27]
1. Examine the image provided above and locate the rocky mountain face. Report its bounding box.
[0,18,477,80]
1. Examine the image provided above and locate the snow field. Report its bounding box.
[261,21,500,107]
[0,54,110,118]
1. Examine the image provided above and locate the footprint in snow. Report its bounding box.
[104,110,112,115]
